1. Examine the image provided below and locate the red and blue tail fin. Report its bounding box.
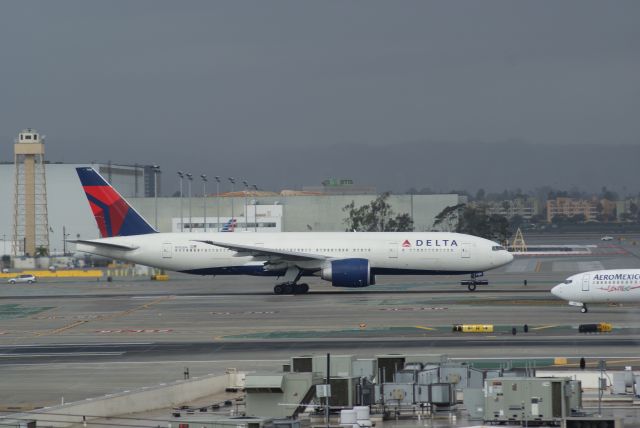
[220,218,237,232]
[76,167,156,237]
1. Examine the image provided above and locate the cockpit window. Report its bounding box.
[492,246,505,251]
[563,279,572,284]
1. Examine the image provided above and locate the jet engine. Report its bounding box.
[321,258,375,287]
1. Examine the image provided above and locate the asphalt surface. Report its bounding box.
[2,232,640,407]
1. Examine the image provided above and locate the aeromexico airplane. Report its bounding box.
[552,270,640,313]
[74,167,513,295]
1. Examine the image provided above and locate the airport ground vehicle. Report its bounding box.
[7,274,37,284]
[601,236,614,241]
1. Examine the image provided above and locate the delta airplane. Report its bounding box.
[74,167,513,295]
[551,269,640,313]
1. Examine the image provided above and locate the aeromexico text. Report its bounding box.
[593,273,640,280]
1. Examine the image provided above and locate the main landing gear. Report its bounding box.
[581,304,588,313]
[460,272,488,291]
[273,283,310,295]
[273,266,310,295]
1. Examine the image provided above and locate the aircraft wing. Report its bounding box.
[193,240,328,261]
[71,239,139,251]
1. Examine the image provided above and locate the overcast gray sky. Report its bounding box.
[0,1,638,193]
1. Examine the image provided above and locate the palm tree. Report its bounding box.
[35,246,49,257]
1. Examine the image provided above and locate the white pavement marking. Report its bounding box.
[0,352,124,358]
[552,261,604,272]
[577,261,605,271]
[0,359,288,366]
[0,342,154,348]
[505,259,537,273]
[552,261,578,272]
[131,296,221,300]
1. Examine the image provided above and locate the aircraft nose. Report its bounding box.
[496,250,514,266]
[551,285,561,298]
[505,251,514,264]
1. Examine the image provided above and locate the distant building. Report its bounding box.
[616,198,640,222]
[0,162,468,248]
[546,197,598,222]
[476,198,540,220]
[302,178,376,195]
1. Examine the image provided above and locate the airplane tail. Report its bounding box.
[220,218,237,232]
[76,167,157,237]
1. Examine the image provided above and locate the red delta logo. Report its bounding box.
[402,240,411,248]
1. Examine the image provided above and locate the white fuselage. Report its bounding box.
[76,231,512,277]
[552,269,640,304]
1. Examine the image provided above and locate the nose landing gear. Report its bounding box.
[460,272,488,291]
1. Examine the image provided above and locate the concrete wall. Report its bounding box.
[0,162,467,250]
[129,193,466,233]
[2,373,232,427]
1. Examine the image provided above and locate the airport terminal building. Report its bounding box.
[0,163,466,254]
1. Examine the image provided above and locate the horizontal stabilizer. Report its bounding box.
[71,239,139,251]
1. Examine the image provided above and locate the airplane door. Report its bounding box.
[162,243,173,259]
[388,242,398,259]
[581,274,590,291]
[461,242,472,259]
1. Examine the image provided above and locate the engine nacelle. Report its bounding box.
[321,258,374,287]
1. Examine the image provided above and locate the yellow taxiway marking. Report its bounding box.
[414,325,436,331]
[98,296,173,322]
[535,261,542,272]
[34,320,89,337]
[531,325,558,331]
[31,296,173,337]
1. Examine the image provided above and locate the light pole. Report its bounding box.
[215,176,220,231]
[178,171,184,232]
[201,174,207,232]
[243,180,249,231]
[152,165,160,230]
[62,225,70,255]
[228,177,235,227]
[252,184,258,232]
[186,173,193,232]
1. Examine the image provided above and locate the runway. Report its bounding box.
[2,234,640,407]
[2,336,640,364]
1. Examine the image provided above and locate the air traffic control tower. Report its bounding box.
[12,129,50,256]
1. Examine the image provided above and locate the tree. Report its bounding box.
[456,205,510,242]
[600,186,618,201]
[343,193,414,232]
[529,214,546,225]
[551,214,568,224]
[569,213,586,223]
[433,203,465,231]
[488,214,510,243]
[509,214,524,231]
[35,246,49,257]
